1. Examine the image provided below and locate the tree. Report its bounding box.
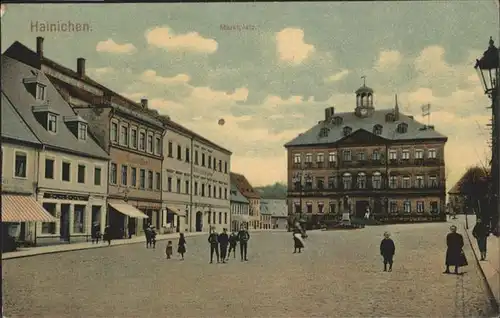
[255,182,287,199]
[455,166,490,217]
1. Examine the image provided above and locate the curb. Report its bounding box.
[462,224,499,314]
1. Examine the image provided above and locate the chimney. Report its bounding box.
[141,98,148,109]
[77,58,86,77]
[36,37,44,57]
[324,106,335,121]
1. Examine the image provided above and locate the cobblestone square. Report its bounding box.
[2,222,496,317]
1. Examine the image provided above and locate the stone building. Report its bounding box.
[4,38,163,238]
[284,84,448,226]
[260,199,288,229]
[1,55,109,244]
[159,117,232,233]
[230,172,261,229]
[230,183,250,231]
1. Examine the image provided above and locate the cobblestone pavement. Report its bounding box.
[2,222,497,318]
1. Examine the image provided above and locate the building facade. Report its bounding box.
[231,172,261,229]
[259,203,273,229]
[5,38,165,238]
[261,199,288,229]
[284,84,448,226]
[230,183,250,231]
[2,55,109,244]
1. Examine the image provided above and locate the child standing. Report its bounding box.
[380,232,395,272]
[165,240,173,259]
[177,233,186,260]
[228,231,238,260]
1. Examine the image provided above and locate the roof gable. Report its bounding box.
[230,172,260,199]
[337,128,388,146]
[1,91,41,145]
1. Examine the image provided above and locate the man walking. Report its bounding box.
[472,218,489,261]
[238,224,250,261]
[208,226,220,263]
[218,228,229,263]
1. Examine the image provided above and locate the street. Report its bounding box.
[2,222,496,318]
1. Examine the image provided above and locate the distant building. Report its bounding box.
[230,172,261,229]
[261,199,288,229]
[284,84,448,226]
[230,183,250,231]
[259,201,272,229]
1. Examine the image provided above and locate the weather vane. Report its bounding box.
[361,75,366,86]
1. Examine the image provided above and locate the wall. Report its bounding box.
[1,142,39,194]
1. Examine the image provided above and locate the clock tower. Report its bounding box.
[355,76,374,118]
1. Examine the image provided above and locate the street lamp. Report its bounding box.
[474,36,500,235]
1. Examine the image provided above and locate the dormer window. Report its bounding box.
[319,127,330,138]
[343,126,352,136]
[333,116,343,125]
[78,123,87,140]
[36,84,46,101]
[47,113,58,133]
[373,124,383,135]
[397,123,408,134]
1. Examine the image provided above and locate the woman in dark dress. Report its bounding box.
[293,226,304,253]
[177,233,186,260]
[444,225,467,274]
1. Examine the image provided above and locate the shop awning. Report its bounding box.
[1,194,57,222]
[166,205,185,216]
[109,201,149,219]
[232,214,251,222]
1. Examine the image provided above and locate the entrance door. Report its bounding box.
[373,198,383,215]
[355,200,369,219]
[195,211,203,232]
[91,206,101,228]
[60,204,70,241]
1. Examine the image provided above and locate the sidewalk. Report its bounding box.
[2,229,281,260]
[457,215,500,309]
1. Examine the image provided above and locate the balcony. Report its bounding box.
[288,183,445,196]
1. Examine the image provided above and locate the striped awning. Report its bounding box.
[166,205,185,216]
[1,194,57,222]
[109,201,149,219]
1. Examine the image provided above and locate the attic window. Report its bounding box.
[333,116,343,125]
[48,113,58,133]
[36,84,46,101]
[397,123,408,134]
[385,113,395,122]
[373,124,383,135]
[319,127,330,138]
[343,126,352,136]
[78,123,87,140]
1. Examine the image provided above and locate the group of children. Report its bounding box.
[165,233,187,260]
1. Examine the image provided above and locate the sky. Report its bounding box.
[1,2,499,190]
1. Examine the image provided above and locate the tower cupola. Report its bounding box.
[355,76,374,117]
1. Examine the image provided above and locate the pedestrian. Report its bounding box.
[150,226,157,249]
[128,219,134,239]
[208,227,220,264]
[444,225,468,274]
[91,222,101,244]
[228,230,238,259]
[145,225,152,248]
[237,224,250,261]
[472,218,489,261]
[103,225,111,246]
[380,232,395,272]
[293,226,304,253]
[165,240,173,259]
[178,233,186,260]
[218,228,229,263]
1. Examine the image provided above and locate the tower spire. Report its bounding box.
[361,75,366,87]
[394,94,400,120]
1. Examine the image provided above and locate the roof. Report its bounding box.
[260,199,288,217]
[260,203,272,215]
[230,172,261,199]
[1,91,41,146]
[1,55,109,160]
[230,183,250,204]
[284,109,447,147]
[448,166,490,195]
[355,85,374,94]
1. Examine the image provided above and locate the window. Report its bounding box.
[94,167,101,186]
[402,150,410,160]
[110,163,117,184]
[357,173,366,189]
[73,205,86,233]
[389,175,397,188]
[41,203,56,234]
[403,200,411,213]
[402,176,411,188]
[224,161,228,173]
[202,153,206,166]
[219,212,222,224]
[121,165,128,186]
[342,173,352,190]
[186,148,190,163]
[111,122,118,142]
[176,145,182,160]
[329,202,336,214]
[372,172,382,189]
[208,185,212,197]
[201,183,205,196]
[185,180,189,194]
[316,177,324,189]
[224,213,228,224]
[62,162,71,182]
[415,149,424,159]
[208,211,211,224]
[36,84,46,100]
[131,168,137,187]
[294,203,301,214]
[130,127,138,148]
[48,114,57,133]
[328,176,336,189]
[139,169,146,189]
[342,150,351,161]
[194,150,199,164]
[218,160,222,172]
[430,201,439,214]
[194,182,198,195]
[213,213,216,224]
[305,153,313,164]
[167,142,173,157]
[389,150,397,160]
[306,203,313,214]
[213,158,216,170]
[304,175,313,190]
[389,201,398,213]
[45,158,54,179]
[397,123,408,133]
[155,137,161,155]
[208,155,212,168]
[120,125,129,145]
[176,178,181,193]
[316,153,324,165]
[147,135,153,153]
[318,203,324,214]
[428,149,437,159]
[77,164,86,184]
[156,173,161,190]
[373,124,383,135]
[148,171,153,189]
[372,150,381,161]
[139,131,146,150]
[328,152,336,167]
[416,201,424,213]
[358,152,366,161]
[343,126,352,136]
[429,176,438,188]
[167,177,172,192]
[78,123,87,140]
[416,176,424,188]
[14,152,27,178]
[224,188,227,199]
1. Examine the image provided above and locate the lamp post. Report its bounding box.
[474,36,500,235]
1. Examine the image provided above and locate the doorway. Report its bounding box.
[91,206,101,228]
[373,198,383,215]
[60,204,70,241]
[195,211,203,232]
[355,200,369,219]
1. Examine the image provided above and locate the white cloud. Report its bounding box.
[145,27,218,54]
[88,67,115,76]
[275,28,315,65]
[374,50,402,72]
[96,38,137,54]
[325,69,349,82]
[140,70,191,85]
